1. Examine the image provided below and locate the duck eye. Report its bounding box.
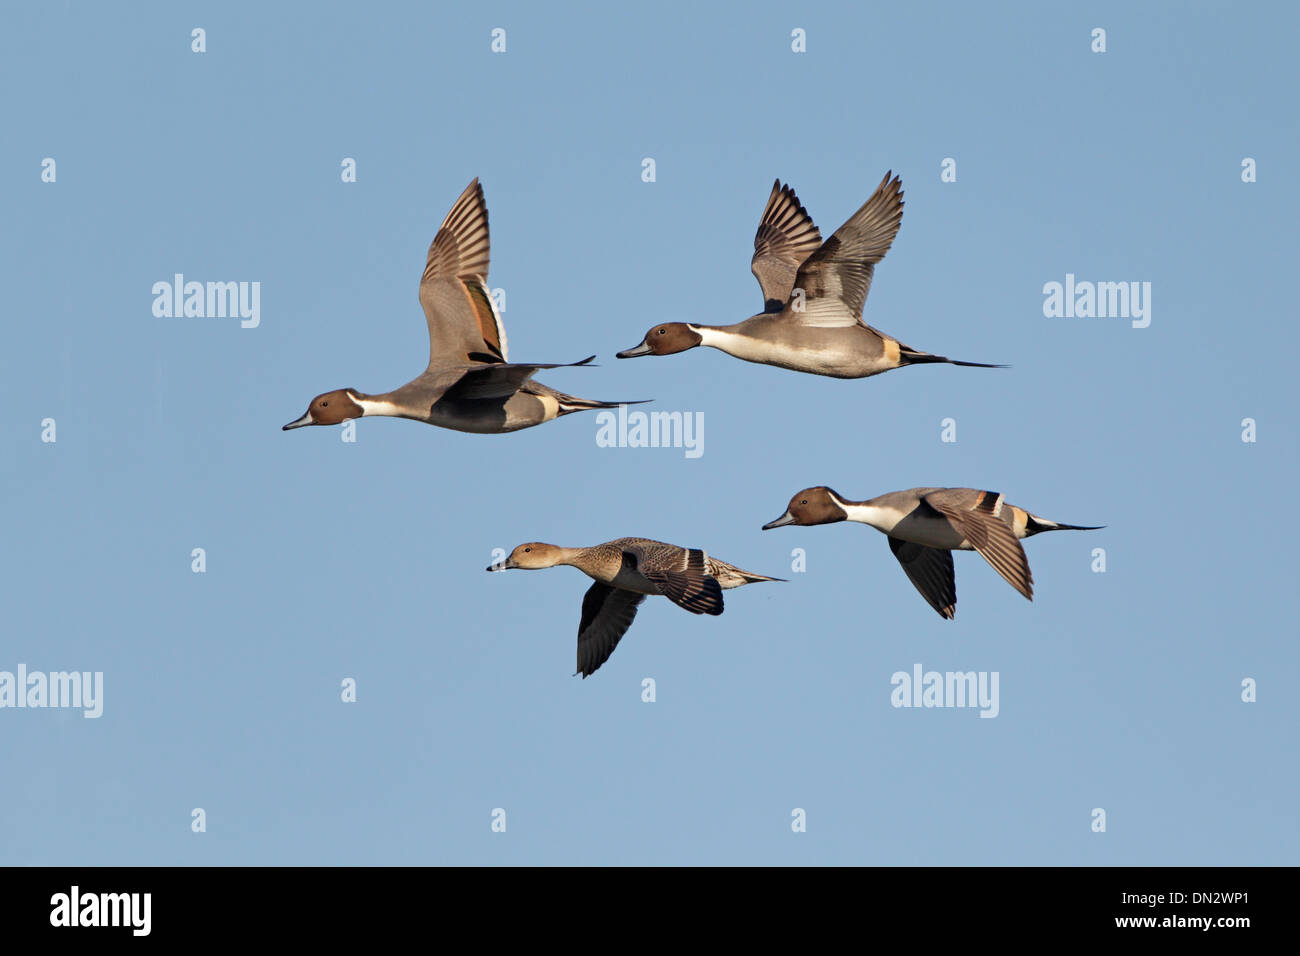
[800,500,807,505]
[524,547,531,553]
[657,328,666,335]
[321,401,329,407]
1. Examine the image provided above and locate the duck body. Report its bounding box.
[693,317,903,379]
[284,178,642,435]
[490,537,783,677]
[574,537,779,593]
[617,172,1002,378]
[416,388,551,434]
[349,369,612,434]
[763,486,1102,619]
[838,488,979,548]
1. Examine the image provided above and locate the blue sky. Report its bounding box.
[2,1,1296,865]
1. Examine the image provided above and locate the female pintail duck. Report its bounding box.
[284,179,642,434]
[488,538,783,677]
[617,172,1002,378]
[762,487,1101,619]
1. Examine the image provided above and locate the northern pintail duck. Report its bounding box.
[488,537,783,677]
[762,487,1100,618]
[617,172,1001,377]
[284,179,641,434]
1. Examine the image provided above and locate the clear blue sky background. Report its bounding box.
[3,1,1296,865]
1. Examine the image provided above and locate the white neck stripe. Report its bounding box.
[839,501,899,532]
[353,394,403,418]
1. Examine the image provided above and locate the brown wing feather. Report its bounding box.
[461,280,506,362]
[888,538,957,619]
[752,180,822,309]
[575,582,645,678]
[422,179,490,285]
[786,171,904,327]
[640,548,724,616]
[419,179,508,365]
[924,490,1034,601]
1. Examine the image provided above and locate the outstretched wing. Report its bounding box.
[575,582,645,678]
[630,545,724,616]
[783,171,904,328]
[419,178,509,365]
[888,538,957,619]
[441,356,595,401]
[923,489,1033,601]
[396,355,597,411]
[751,180,822,312]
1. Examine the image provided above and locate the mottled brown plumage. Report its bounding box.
[489,537,783,677]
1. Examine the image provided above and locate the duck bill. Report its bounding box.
[616,341,654,359]
[282,411,315,431]
[761,512,796,530]
[486,559,516,572]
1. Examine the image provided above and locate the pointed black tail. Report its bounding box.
[1025,516,1105,536]
[900,350,1006,369]
[555,397,652,416]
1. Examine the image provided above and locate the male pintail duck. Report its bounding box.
[762,487,1101,619]
[488,537,784,677]
[617,172,1002,378]
[284,179,642,434]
